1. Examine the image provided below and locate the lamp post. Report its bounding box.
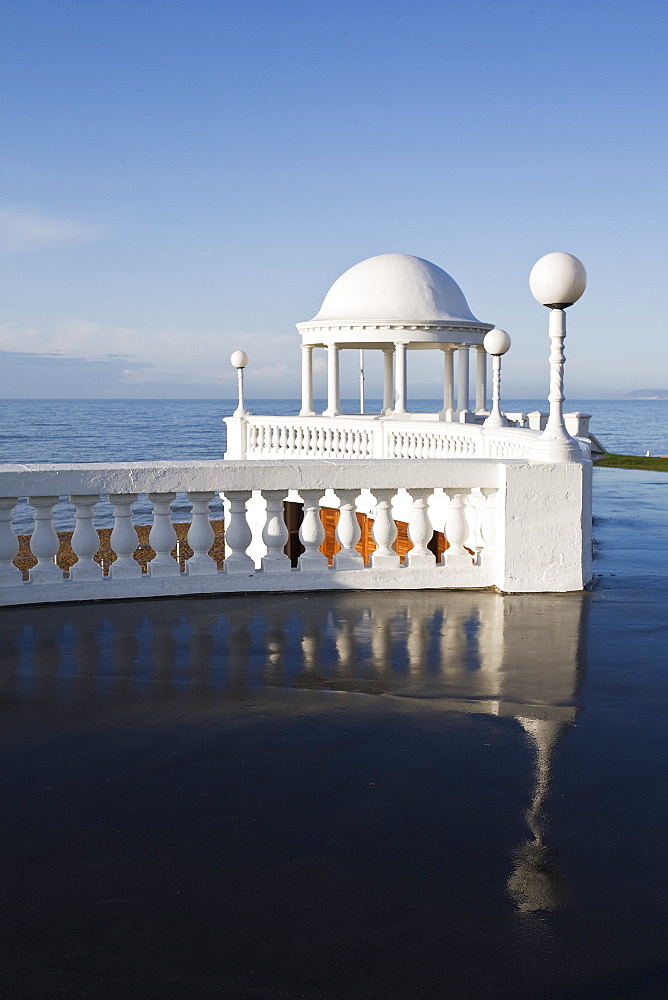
[529,252,587,463]
[483,328,511,428]
[230,350,249,416]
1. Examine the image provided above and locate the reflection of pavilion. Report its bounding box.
[0,589,586,912]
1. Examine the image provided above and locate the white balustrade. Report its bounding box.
[230,411,594,464]
[70,495,104,581]
[0,497,21,586]
[261,491,290,573]
[406,489,436,569]
[223,490,254,573]
[0,456,592,605]
[298,490,327,570]
[371,489,399,569]
[148,493,180,577]
[109,493,142,579]
[334,489,364,569]
[186,491,217,575]
[28,496,62,583]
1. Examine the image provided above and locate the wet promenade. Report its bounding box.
[1,468,666,999]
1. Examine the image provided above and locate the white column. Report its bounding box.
[444,489,473,568]
[323,343,341,417]
[334,489,363,569]
[382,348,394,414]
[261,490,291,573]
[406,489,436,569]
[0,498,21,586]
[370,489,399,569]
[359,349,365,415]
[109,494,142,579]
[457,346,470,418]
[28,496,61,583]
[440,347,455,420]
[70,495,103,581]
[185,491,217,575]
[223,490,254,573]
[475,345,487,413]
[394,342,408,415]
[148,493,179,577]
[298,490,327,570]
[300,345,315,416]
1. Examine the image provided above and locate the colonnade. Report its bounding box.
[300,344,488,419]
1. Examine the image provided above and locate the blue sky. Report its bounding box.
[1,0,666,399]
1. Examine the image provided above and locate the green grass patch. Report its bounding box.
[594,453,668,472]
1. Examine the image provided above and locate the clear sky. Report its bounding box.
[1,0,666,399]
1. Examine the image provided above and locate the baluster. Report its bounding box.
[298,490,327,570]
[334,490,363,569]
[261,490,290,573]
[224,490,254,573]
[147,493,180,576]
[28,496,62,583]
[0,498,21,586]
[109,493,142,578]
[370,489,399,569]
[69,494,104,581]
[465,493,482,553]
[186,491,217,575]
[479,488,498,559]
[444,489,473,567]
[407,489,436,568]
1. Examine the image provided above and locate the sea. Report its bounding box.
[1,397,667,464]
[2,397,666,534]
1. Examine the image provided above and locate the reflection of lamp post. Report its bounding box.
[529,252,587,462]
[230,350,249,417]
[483,328,511,428]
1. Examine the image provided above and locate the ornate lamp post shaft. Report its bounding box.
[230,350,249,417]
[483,328,511,429]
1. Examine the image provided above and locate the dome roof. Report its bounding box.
[308,253,481,326]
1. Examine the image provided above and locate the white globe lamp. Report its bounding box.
[230,350,249,369]
[230,350,249,416]
[529,253,587,463]
[483,328,511,428]
[529,252,587,309]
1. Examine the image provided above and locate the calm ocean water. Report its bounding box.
[1,397,667,464]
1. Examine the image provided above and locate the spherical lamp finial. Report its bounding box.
[230,350,249,369]
[529,252,587,309]
[484,328,511,356]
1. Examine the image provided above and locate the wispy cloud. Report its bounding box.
[0,320,296,390]
[0,208,104,253]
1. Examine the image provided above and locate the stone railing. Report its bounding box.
[0,458,591,605]
[227,414,591,462]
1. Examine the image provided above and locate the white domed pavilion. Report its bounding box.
[296,253,493,418]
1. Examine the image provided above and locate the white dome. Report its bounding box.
[310,253,481,325]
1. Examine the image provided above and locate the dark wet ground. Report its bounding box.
[1,468,666,999]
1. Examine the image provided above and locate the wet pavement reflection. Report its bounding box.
[0,469,666,999]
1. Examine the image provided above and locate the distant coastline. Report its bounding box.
[623,390,668,399]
